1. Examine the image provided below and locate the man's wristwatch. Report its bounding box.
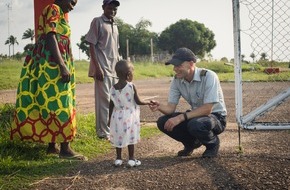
[183,112,188,121]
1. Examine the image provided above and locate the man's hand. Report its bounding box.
[89,44,104,81]
[164,114,183,131]
[95,67,104,81]
[149,100,159,112]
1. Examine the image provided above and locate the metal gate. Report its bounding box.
[232,0,290,130]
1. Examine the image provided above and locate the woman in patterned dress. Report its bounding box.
[11,0,86,160]
[109,60,152,167]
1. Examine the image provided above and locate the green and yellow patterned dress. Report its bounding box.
[11,4,76,143]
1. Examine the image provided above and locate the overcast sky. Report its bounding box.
[0,0,244,61]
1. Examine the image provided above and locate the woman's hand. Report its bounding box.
[59,64,71,83]
[46,32,71,83]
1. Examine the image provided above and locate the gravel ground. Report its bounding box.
[1,78,290,190]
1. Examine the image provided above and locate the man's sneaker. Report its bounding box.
[177,140,202,157]
[202,136,220,158]
[127,159,141,167]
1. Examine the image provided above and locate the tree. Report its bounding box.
[158,19,216,58]
[116,18,159,58]
[77,18,159,60]
[241,54,245,62]
[250,52,255,63]
[115,18,134,59]
[129,18,158,56]
[5,35,19,57]
[260,52,267,60]
[220,57,228,62]
[77,35,90,59]
[22,28,35,43]
[14,52,24,61]
[24,43,34,53]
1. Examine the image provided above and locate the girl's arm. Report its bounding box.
[108,100,114,126]
[133,84,150,105]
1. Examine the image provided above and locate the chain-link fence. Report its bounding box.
[232,0,290,129]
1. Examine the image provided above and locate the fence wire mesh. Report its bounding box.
[237,0,290,127]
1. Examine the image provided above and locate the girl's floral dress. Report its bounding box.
[109,82,141,148]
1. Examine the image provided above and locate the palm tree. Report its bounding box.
[5,35,19,57]
[260,52,267,60]
[241,54,245,62]
[250,53,255,63]
[22,28,35,43]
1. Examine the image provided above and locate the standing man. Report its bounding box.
[85,0,120,139]
[149,47,227,158]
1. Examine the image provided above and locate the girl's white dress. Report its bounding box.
[109,82,141,148]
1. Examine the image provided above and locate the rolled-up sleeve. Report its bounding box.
[203,71,220,104]
[168,80,180,105]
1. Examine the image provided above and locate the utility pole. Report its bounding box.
[150,38,154,63]
[78,47,81,60]
[6,3,12,37]
[6,2,12,57]
[126,39,130,62]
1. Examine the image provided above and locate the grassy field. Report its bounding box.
[0,59,289,189]
[0,59,289,90]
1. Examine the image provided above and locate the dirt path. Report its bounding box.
[0,78,236,122]
[30,123,290,190]
[1,79,290,189]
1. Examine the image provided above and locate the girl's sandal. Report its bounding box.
[114,159,123,167]
[127,159,141,167]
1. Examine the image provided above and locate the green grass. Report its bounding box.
[1,60,289,90]
[0,104,160,189]
[0,60,22,90]
[0,60,175,90]
[75,61,94,84]
[133,62,175,79]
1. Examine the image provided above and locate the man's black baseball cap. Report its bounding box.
[165,47,197,66]
[103,0,120,6]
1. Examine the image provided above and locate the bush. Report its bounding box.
[257,60,289,68]
[0,104,15,153]
[197,61,234,73]
[241,63,263,72]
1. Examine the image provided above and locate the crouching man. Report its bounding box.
[149,47,227,158]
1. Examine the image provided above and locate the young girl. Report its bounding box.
[109,60,151,167]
